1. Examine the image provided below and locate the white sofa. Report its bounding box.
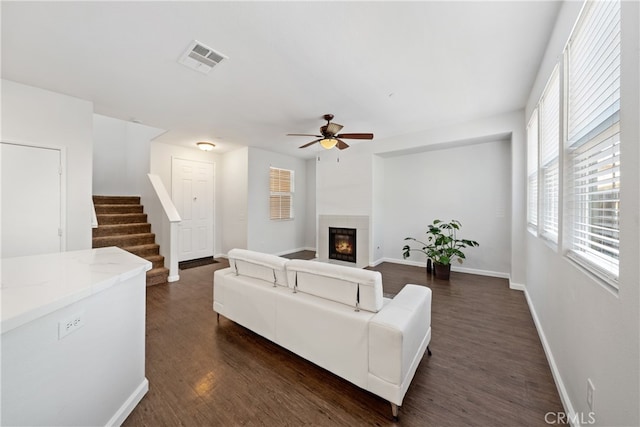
[213,249,432,419]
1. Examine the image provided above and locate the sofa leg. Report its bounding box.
[216,313,220,323]
[391,403,399,421]
[427,345,432,356]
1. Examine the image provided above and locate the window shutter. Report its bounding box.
[269,167,294,220]
[567,0,620,146]
[566,0,620,283]
[527,110,539,229]
[539,67,560,242]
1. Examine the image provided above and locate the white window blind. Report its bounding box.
[566,0,620,283]
[527,110,539,229]
[539,67,560,242]
[269,167,294,220]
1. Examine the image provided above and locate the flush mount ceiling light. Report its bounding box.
[197,142,215,151]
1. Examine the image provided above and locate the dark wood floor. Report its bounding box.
[123,253,565,426]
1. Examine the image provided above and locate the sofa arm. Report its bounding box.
[368,284,431,388]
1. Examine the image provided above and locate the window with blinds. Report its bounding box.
[539,66,560,243]
[527,110,539,230]
[566,0,620,283]
[269,167,294,220]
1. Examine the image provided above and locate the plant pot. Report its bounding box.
[434,262,451,280]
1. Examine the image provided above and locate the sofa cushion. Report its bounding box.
[285,259,383,312]
[227,249,288,287]
[368,284,432,387]
[275,289,374,389]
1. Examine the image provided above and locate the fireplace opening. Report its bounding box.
[329,227,356,263]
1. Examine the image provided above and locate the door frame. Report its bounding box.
[1,139,67,253]
[171,156,216,261]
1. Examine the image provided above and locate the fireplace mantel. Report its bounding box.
[318,215,369,268]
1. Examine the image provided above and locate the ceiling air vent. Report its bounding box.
[178,40,227,74]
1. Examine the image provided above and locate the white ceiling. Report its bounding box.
[1,1,561,158]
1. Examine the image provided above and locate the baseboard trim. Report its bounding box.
[524,289,576,426]
[369,258,385,267]
[509,281,525,291]
[380,257,425,268]
[167,274,180,282]
[378,258,510,280]
[105,377,148,427]
[451,265,510,279]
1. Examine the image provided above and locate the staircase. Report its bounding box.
[92,195,169,286]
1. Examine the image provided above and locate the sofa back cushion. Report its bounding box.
[285,260,383,312]
[227,249,288,287]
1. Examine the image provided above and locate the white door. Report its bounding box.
[172,158,214,261]
[1,142,62,258]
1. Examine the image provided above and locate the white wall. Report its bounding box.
[1,80,94,251]
[314,110,526,281]
[315,146,373,217]
[247,147,308,255]
[372,111,526,285]
[381,140,511,276]
[220,147,249,253]
[305,157,316,250]
[371,154,385,264]
[523,2,639,425]
[93,114,164,196]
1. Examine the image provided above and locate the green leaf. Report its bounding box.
[403,219,478,266]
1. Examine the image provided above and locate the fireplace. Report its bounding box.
[329,227,357,263]
[319,215,368,268]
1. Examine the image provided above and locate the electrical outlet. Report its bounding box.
[586,378,595,411]
[58,311,85,340]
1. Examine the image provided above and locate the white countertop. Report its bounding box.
[1,247,151,334]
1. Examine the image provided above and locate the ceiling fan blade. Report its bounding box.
[299,139,322,149]
[325,122,344,135]
[336,139,350,150]
[288,133,322,137]
[335,133,374,140]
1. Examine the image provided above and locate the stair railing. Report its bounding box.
[147,174,181,282]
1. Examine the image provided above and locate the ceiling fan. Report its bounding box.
[287,114,374,150]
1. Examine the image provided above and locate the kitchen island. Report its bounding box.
[1,247,151,426]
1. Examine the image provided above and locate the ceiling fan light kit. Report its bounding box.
[320,138,338,149]
[287,114,374,150]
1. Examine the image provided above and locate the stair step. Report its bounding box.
[97,213,148,225]
[93,195,140,205]
[146,254,165,270]
[123,243,161,258]
[92,223,151,238]
[146,267,169,287]
[92,194,168,286]
[94,204,144,215]
[92,233,156,249]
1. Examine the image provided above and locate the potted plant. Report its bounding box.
[402,219,479,280]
